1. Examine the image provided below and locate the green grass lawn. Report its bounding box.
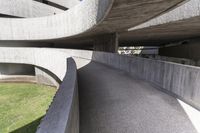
[0,83,56,133]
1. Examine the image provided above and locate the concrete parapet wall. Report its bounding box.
[147,55,196,65]
[0,0,112,40]
[36,58,79,133]
[91,52,200,110]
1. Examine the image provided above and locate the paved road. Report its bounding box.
[78,61,197,133]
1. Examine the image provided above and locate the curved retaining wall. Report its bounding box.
[35,66,60,87]
[36,58,79,133]
[0,48,69,80]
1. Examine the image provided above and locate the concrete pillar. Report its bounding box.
[94,33,118,53]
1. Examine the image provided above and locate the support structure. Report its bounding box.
[94,33,118,53]
[159,38,200,61]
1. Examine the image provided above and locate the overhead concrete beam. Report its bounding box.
[129,0,200,31]
[119,0,200,45]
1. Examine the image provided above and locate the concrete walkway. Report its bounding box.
[78,62,197,133]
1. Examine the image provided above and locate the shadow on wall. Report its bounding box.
[0,63,61,87]
[10,116,44,133]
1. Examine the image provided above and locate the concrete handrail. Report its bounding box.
[36,58,79,133]
[0,0,113,40]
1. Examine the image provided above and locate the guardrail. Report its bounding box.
[36,58,79,133]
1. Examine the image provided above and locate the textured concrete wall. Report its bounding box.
[0,0,184,42]
[90,52,200,110]
[122,0,200,45]
[130,0,200,31]
[0,0,63,18]
[35,67,60,87]
[37,58,79,133]
[48,0,80,8]
[0,63,36,83]
[147,55,196,65]
[0,48,69,80]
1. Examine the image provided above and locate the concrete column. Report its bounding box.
[94,33,118,53]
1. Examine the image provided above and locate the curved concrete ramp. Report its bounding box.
[0,0,63,18]
[0,0,184,41]
[78,61,197,133]
[121,0,200,45]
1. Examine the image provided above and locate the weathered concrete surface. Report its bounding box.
[0,48,69,80]
[37,58,79,133]
[94,33,118,53]
[146,55,195,66]
[78,61,197,133]
[35,67,60,87]
[130,0,200,31]
[0,0,184,42]
[0,0,112,40]
[0,0,63,18]
[120,0,200,45]
[47,0,80,8]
